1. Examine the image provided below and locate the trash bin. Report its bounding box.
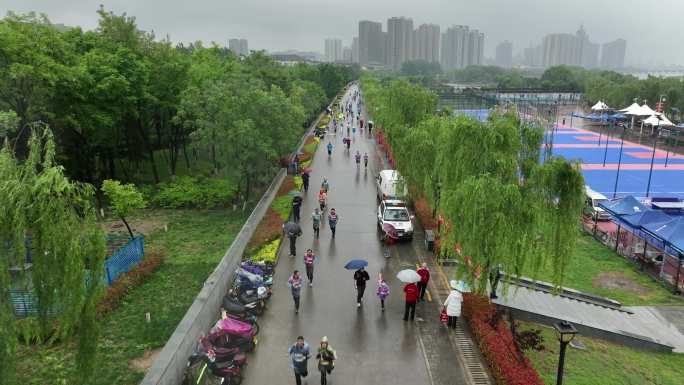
[424,230,435,251]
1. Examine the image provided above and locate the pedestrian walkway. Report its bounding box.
[242,85,472,385]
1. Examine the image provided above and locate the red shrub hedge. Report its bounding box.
[413,198,436,230]
[97,251,164,317]
[462,294,544,385]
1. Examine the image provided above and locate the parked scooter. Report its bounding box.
[184,349,244,385]
[222,295,264,316]
[220,309,259,335]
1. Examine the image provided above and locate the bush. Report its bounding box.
[247,208,284,250]
[150,176,236,209]
[462,294,544,385]
[249,239,280,264]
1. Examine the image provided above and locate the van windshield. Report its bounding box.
[384,209,410,221]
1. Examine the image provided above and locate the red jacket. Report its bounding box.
[404,283,419,302]
[417,268,430,284]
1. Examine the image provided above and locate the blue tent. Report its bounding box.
[599,196,647,217]
[622,209,672,229]
[642,217,684,256]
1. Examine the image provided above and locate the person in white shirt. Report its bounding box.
[443,280,464,329]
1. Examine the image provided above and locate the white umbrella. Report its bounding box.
[396,269,421,283]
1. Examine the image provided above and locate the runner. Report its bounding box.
[363,152,368,169]
[304,249,316,287]
[355,151,361,167]
[327,141,333,157]
[312,207,322,237]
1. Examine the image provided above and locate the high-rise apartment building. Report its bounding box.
[413,24,440,63]
[387,17,414,69]
[467,30,484,66]
[359,21,383,66]
[495,41,513,68]
[576,26,599,68]
[228,38,248,56]
[352,37,360,64]
[529,26,603,68]
[324,38,343,63]
[440,25,470,71]
[601,39,626,69]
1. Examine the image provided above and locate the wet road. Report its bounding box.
[242,85,470,385]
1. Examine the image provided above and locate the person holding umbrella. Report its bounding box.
[288,336,311,385]
[354,267,370,307]
[443,280,465,329]
[284,221,303,257]
[396,269,421,321]
[304,249,316,287]
[288,270,303,313]
[344,259,370,308]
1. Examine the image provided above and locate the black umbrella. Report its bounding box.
[283,221,302,237]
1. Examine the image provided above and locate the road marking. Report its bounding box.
[417,327,436,385]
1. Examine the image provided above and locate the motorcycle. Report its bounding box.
[184,349,244,385]
[208,318,258,353]
[223,293,265,316]
[220,309,259,335]
[240,260,274,277]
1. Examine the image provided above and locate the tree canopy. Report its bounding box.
[361,77,585,292]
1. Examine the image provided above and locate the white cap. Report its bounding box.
[450,280,458,290]
[321,336,328,343]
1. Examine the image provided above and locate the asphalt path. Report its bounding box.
[242,85,469,385]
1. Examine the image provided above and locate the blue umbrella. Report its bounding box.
[344,259,368,270]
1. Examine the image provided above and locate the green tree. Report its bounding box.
[0,125,106,385]
[101,179,147,239]
[0,110,19,138]
[400,60,442,77]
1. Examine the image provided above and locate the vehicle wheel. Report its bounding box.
[229,374,243,385]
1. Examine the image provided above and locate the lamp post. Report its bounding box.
[645,115,662,197]
[553,321,578,385]
[612,126,626,198]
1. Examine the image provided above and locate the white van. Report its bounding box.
[376,170,408,201]
[584,186,610,221]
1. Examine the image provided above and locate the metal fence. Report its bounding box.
[105,236,145,285]
[583,218,684,293]
[10,236,145,317]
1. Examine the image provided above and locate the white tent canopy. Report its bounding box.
[620,103,644,115]
[591,101,611,111]
[643,114,674,127]
[639,104,657,116]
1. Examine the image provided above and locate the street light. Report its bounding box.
[553,321,578,385]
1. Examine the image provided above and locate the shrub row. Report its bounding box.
[462,294,544,385]
[97,251,165,317]
[148,176,237,209]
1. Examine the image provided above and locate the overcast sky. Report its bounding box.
[3,0,683,66]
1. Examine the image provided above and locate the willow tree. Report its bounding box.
[361,77,585,293]
[0,125,106,384]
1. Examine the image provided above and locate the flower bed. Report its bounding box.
[249,238,280,264]
[462,294,544,385]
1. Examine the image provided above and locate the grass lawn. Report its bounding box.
[16,208,248,385]
[526,233,683,306]
[520,321,684,385]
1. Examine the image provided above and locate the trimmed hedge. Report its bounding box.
[462,294,544,385]
[150,176,236,209]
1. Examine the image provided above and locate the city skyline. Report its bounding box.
[3,0,683,67]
